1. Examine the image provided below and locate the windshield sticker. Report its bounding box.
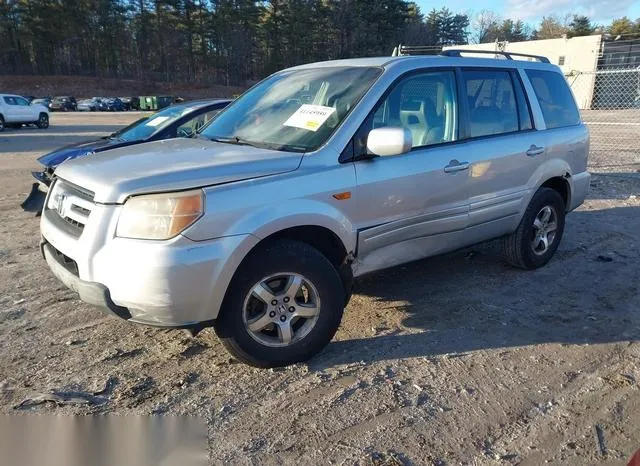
[283,104,336,132]
[146,116,170,127]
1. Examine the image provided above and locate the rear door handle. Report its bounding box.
[444,160,470,173]
[526,145,545,157]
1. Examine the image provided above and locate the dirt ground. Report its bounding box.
[0,113,639,465]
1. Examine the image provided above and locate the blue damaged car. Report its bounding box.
[22,98,231,213]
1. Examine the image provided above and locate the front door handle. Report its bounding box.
[526,145,545,157]
[444,160,470,173]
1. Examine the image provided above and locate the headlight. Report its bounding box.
[116,190,204,240]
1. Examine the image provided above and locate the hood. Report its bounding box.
[37,138,127,167]
[54,138,304,204]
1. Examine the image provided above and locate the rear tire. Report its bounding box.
[502,187,565,269]
[36,113,49,129]
[214,240,345,367]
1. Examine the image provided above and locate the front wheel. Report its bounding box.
[36,113,49,129]
[0,115,4,132]
[502,187,566,269]
[214,240,345,367]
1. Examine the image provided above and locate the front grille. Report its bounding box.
[47,179,95,237]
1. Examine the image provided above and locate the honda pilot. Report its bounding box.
[40,51,590,367]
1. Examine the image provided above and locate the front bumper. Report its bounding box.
[41,203,258,327]
[42,241,131,320]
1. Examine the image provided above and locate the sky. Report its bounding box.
[416,0,640,26]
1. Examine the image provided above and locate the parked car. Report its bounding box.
[31,97,52,108]
[40,52,590,367]
[49,96,77,112]
[0,94,49,130]
[103,97,125,112]
[22,99,231,212]
[89,97,110,111]
[77,98,102,112]
[23,95,37,103]
[119,97,135,111]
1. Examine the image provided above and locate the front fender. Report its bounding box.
[238,200,356,251]
[184,198,356,254]
[185,199,356,320]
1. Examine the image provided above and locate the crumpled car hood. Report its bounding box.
[54,138,304,204]
[37,138,129,167]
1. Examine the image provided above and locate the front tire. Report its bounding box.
[214,240,345,367]
[36,113,49,129]
[502,187,566,269]
[0,115,4,132]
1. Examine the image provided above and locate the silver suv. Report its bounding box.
[41,51,590,367]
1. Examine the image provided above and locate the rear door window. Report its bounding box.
[525,69,580,129]
[462,70,520,138]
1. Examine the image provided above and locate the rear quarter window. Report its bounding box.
[525,69,581,129]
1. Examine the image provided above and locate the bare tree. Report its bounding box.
[471,10,500,44]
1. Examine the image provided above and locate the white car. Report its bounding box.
[0,94,50,131]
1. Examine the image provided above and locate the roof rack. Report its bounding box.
[392,45,442,56]
[440,49,550,63]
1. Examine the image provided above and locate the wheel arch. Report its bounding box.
[209,220,355,320]
[526,158,574,213]
[541,175,571,210]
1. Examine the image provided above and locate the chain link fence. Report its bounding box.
[568,67,640,173]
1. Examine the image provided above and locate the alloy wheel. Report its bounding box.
[242,273,321,347]
[531,205,558,255]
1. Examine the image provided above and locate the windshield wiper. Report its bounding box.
[203,135,306,153]
[207,135,255,146]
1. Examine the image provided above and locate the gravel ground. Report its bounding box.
[0,113,639,465]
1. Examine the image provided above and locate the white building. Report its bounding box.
[444,35,603,109]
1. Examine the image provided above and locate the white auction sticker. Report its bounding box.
[146,116,170,127]
[283,104,336,132]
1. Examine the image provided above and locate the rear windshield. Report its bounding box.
[525,69,580,129]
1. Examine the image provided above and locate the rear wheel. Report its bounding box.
[36,113,49,129]
[502,187,566,269]
[214,240,345,367]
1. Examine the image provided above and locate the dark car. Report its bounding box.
[21,99,231,213]
[49,96,77,111]
[103,97,125,111]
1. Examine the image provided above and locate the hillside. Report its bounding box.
[0,75,244,100]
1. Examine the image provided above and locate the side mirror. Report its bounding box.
[366,127,412,157]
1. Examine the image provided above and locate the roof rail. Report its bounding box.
[440,49,550,63]
[392,44,442,57]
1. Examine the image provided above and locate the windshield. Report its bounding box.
[200,66,381,152]
[115,105,194,142]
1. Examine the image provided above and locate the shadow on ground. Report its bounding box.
[311,206,640,369]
